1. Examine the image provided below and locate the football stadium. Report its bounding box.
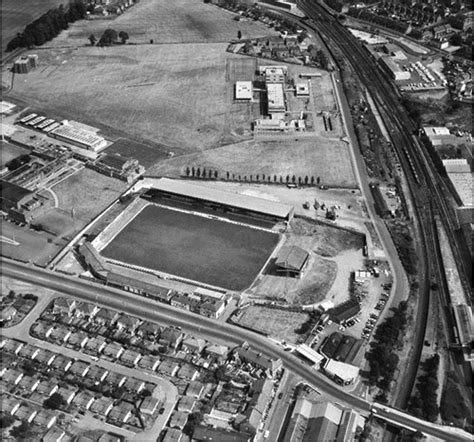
[94,179,292,291]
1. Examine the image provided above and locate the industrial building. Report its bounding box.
[442,159,473,207]
[452,304,473,349]
[144,178,295,222]
[295,82,310,96]
[12,55,38,74]
[422,126,454,147]
[379,57,410,81]
[50,124,107,152]
[266,83,286,114]
[275,246,309,277]
[235,81,253,101]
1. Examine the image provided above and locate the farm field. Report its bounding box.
[101,204,280,291]
[233,306,310,344]
[46,0,275,47]
[1,0,66,53]
[52,168,127,228]
[8,44,250,155]
[150,137,358,188]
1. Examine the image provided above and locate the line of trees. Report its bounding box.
[184,167,322,186]
[6,1,87,52]
[409,354,440,422]
[365,301,409,402]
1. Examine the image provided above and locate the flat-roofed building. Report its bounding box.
[266,83,286,114]
[295,82,309,96]
[452,304,473,348]
[146,178,294,222]
[235,81,253,101]
[323,359,359,385]
[379,57,410,81]
[294,344,325,368]
[259,66,287,83]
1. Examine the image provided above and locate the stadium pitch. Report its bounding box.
[101,204,280,291]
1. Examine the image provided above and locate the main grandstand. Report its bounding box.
[141,178,295,223]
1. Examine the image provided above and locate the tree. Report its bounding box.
[185,166,190,177]
[196,167,201,178]
[10,422,31,439]
[0,415,15,428]
[44,393,66,410]
[202,168,207,178]
[118,30,129,44]
[237,30,242,39]
[214,170,218,179]
[98,28,117,46]
[89,34,96,46]
[191,166,195,177]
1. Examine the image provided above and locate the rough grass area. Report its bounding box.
[1,0,66,53]
[46,0,274,46]
[233,306,310,343]
[151,138,357,188]
[52,168,127,226]
[290,217,364,256]
[0,220,62,266]
[33,209,77,239]
[0,141,29,168]
[101,205,280,291]
[9,44,251,154]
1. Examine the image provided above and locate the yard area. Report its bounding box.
[232,305,310,344]
[101,204,280,291]
[52,168,127,227]
[151,137,357,188]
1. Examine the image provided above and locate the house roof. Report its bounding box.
[275,246,309,271]
[205,344,229,357]
[186,381,205,397]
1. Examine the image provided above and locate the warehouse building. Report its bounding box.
[379,57,410,81]
[235,81,253,101]
[144,178,295,222]
[50,124,107,152]
[452,304,473,348]
[323,359,359,385]
[266,83,286,114]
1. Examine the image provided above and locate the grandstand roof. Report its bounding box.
[150,178,294,219]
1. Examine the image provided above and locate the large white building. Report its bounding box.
[266,83,286,114]
[380,57,410,81]
[235,81,253,101]
[50,123,107,152]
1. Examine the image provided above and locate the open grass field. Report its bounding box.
[1,0,66,53]
[151,137,357,188]
[52,168,127,227]
[101,204,280,291]
[233,306,310,344]
[47,0,274,46]
[9,44,248,154]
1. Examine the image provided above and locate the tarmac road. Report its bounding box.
[1,258,471,442]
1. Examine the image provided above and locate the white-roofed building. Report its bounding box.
[50,123,107,152]
[266,83,286,114]
[235,81,253,101]
[323,359,359,385]
[294,344,325,367]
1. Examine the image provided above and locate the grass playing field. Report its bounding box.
[101,204,280,291]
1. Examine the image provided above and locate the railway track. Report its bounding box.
[295,0,471,408]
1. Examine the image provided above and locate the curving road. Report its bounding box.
[1,258,471,441]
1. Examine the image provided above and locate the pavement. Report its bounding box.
[2,258,471,442]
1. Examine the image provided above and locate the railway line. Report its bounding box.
[295,0,471,409]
